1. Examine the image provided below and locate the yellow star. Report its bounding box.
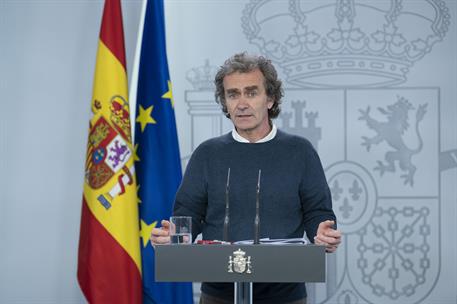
[136,185,142,204]
[136,105,156,132]
[140,219,157,248]
[133,144,140,162]
[161,80,174,108]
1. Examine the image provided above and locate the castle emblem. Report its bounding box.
[359,96,427,186]
[279,100,322,149]
[228,249,252,274]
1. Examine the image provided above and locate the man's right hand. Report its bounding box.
[150,220,171,245]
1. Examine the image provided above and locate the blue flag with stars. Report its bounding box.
[134,0,193,303]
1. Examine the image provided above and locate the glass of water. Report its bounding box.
[169,216,192,244]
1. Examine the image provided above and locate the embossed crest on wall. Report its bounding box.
[181,1,454,303]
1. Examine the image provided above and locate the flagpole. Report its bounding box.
[129,0,148,140]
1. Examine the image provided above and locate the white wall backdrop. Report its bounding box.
[1,0,456,303]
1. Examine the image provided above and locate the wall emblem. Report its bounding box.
[179,1,453,303]
[241,0,449,88]
[237,1,447,303]
[359,96,427,186]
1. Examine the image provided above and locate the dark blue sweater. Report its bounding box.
[174,129,336,303]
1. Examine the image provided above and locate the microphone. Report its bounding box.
[254,169,261,245]
[223,168,231,242]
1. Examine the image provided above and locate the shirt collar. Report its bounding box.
[231,124,277,143]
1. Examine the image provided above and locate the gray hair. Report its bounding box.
[214,52,283,119]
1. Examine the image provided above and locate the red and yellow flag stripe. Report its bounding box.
[77,1,142,303]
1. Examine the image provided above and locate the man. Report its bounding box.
[151,53,341,304]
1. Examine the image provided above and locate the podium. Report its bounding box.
[155,244,326,303]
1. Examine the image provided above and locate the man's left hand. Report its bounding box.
[314,220,342,253]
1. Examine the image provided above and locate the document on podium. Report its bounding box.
[233,238,309,245]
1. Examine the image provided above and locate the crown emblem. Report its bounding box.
[242,0,450,87]
[186,59,218,90]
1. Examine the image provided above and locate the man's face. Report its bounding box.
[223,69,273,141]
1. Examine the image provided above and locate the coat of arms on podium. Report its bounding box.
[228,249,252,274]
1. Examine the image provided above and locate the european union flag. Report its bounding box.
[133,0,194,303]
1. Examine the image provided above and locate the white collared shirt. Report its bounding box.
[231,124,277,143]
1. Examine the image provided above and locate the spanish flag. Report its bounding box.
[77,0,142,303]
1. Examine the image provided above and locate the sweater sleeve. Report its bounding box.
[299,141,336,242]
[173,145,208,241]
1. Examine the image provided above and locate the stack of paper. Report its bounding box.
[234,238,309,245]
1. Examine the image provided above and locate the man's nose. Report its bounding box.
[236,97,249,110]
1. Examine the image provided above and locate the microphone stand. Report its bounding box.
[254,169,261,245]
[223,168,230,242]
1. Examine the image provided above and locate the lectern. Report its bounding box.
[155,244,326,304]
